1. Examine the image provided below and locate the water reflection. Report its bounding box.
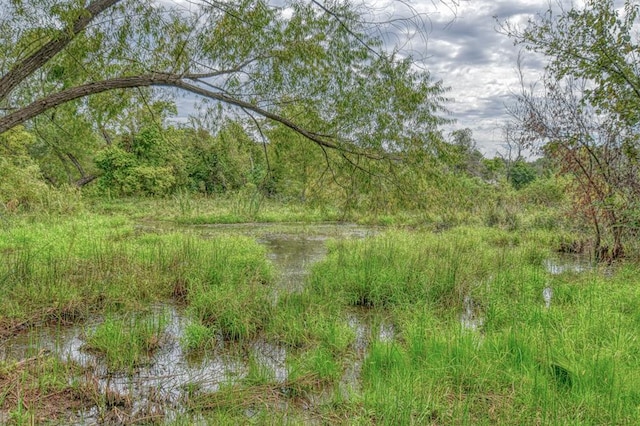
[543,287,553,308]
[0,223,377,423]
[258,234,328,293]
[544,257,591,275]
[460,295,484,331]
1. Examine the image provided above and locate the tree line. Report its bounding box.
[2,0,640,259]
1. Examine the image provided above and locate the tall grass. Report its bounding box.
[84,312,168,371]
[299,227,640,424]
[0,215,273,335]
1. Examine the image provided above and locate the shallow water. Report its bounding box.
[544,255,592,275]
[542,254,599,309]
[460,295,484,331]
[0,223,378,423]
[542,286,553,308]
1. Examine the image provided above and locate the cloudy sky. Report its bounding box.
[173,0,562,156]
[415,0,552,156]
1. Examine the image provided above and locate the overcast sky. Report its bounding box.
[174,0,561,157]
[418,0,553,156]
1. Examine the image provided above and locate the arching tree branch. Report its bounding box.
[0,72,388,160]
[0,0,122,102]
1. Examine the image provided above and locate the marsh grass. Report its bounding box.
[83,312,168,371]
[181,322,215,352]
[0,216,274,335]
[0,213,279,422]
[2,209,640,424]
[0,352,91,424]
[297,227,640,424]
[307,228,511,310]
[183,236,274,341]
[89,194,344,224]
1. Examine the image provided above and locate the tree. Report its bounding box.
[501,0,640,260]
[507,160,536,190]
[446,128,484,176]
[0,0,450,163]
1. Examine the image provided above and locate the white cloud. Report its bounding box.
[420,0,555,156]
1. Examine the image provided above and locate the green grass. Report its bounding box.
[181,321,215,352]
[173,226,640,424]
[87,193,345,224]
[2,203,640,424]
[0,215,274,333]
[291,227,640,424]
[84,312,168,371]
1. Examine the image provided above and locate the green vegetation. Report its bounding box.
[0,216,273,333]
[502,0,640,259]
[2,0,640,424]
[84,312,168,371]
[299,230,640,424]
[3,211,638,424]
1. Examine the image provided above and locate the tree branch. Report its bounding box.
[0,73,388,160]
[0,0,122,102]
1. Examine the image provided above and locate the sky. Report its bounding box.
[173,0,563,157]
[415,0,551,156]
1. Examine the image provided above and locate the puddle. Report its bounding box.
[544,256,591,275]
[0,306,282,422]
[347,313,396,355]
[342,312,396,394]
[200,222,377,294]
[460,295,484,331]
[258,234,328,293]
[543,286,553,308]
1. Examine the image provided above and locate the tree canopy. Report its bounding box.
[502,0,640,259]
[0,0,450,159]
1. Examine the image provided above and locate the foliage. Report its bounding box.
[0,127,47,210]
[502,0,640,259]
[508,160,536,189]
[0,0,450,163]
[0,216,272,330]
[440,128,485,177]
[0,126,82,214]
[4,210,640,423]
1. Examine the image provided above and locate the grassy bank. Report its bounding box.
[78,181,569,232]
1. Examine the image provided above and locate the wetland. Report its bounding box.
[1,212,639,425]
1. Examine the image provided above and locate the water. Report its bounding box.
[544,256,591,275]
[460,295,484,331]
[259,233,328,293]
[542,286,553,308]
[543,254,599,309]
[0,222,377,423]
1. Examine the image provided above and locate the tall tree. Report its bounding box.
[501,0,640,260]
[0,0,450,162]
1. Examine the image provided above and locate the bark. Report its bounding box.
[76,175,98,187]
[0,0,122,102]
[0,73,385,159]
[0,74,181,133]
